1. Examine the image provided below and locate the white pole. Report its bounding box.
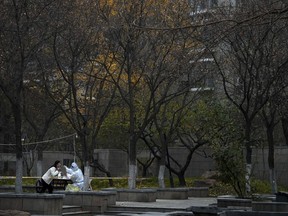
[73,134,76,162]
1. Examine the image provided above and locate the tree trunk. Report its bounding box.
[269,168,277,194]
[141,165,147,177]
[177,173,186,187]
[128,164,137,189]
[13,103,23,193]
[158,165,165,188]
[37,159,42,177]
[83,162,90,191]
[81,131,88,165]
[128,110,137,188]
[90,159,114,186]
[245,124,252,195]
[281,118,288,146]
[267,122,277,194]
[158,136,167,188]
[166,144,174,188]
[15,158,23,193]
[128,128,137,188]
[245,163,251,194]
[37,149,43,177]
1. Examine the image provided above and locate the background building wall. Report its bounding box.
[0,151,75,177]
[1,146,288,187]
[93,147,288,187]
[93,147,217,178]
[252,147,288,186]
[41,151,75,174]
[93,149,128,177]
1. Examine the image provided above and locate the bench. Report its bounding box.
[36,178,73,193]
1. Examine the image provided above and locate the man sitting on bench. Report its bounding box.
[64,162,84,191]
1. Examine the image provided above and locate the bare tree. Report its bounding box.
[212,0,288,194]
[0,0,56,193]
[22,81,63,176]
[98,0,201,188]
[259,21,288,193]
[40,1,121,189]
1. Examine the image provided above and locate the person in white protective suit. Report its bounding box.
[64,162,84,190]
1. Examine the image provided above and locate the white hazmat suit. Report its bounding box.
[64,162,84,190]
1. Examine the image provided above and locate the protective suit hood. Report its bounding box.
[71,162,78,171]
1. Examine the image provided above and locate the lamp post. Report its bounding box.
[21,133,27,145]
[73,133,78,162]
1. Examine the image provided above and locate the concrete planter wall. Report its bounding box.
[219,210,288,216]
[55,191,117,213]
[0,186,14,193]
[0,193,64,215]
[217,195,252,208]
[188,187,209,197]
[102,188,157,202]
[276,192,288,202]
[252,201,288,212]
[102,187,200,201]
[156,188,189,200]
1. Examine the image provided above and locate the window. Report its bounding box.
[188,56,215,92]
[189,0,218,17]
[190,0,218,11]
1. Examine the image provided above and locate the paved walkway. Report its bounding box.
[96,197,219,215]
[115,197,217,209]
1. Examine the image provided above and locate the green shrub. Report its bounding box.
[251,178,288,194]
[91,178,128,190]
[0,177,41,186]
[209,181,236,197]
[90,177,203,190]
[251,178,271,194]
[0,178,15,185]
